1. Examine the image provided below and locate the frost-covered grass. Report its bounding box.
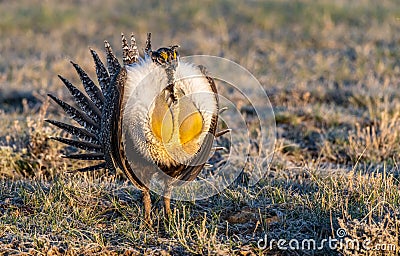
[0,0,399,255]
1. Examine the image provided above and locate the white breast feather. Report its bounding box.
[122,59,218,166]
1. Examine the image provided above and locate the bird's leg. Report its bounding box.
[163,182,173,218]
[142,188,152,225]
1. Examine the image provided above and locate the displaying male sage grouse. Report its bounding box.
[47,33,229,224]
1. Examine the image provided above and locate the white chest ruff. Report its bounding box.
[122,59,218,167]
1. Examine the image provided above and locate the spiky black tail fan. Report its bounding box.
[46,33,140,173]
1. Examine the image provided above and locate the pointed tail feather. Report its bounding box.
[58,75,101,121]
[48,94,100,134]
[122,33,139,65]
[104,40,121,78]
[63,152,104,160]
[71,61,105,111]
[50,136,102,152]
[215,129,231,137]
[90,48,110,94]
[145,32,152,57]
[212,146,228,152]
[45,119,99,144]
[219,106,228,113]
[67,162,107,173]
[130,33,139,63]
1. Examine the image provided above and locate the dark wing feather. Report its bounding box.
[112,68,146,188]
[99,69,120,174]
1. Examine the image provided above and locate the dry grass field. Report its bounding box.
[0,0,399,255]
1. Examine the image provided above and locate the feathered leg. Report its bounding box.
[142,188,152,225]
[163,182,173,218]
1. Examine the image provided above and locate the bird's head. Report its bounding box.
[150,45,180,69]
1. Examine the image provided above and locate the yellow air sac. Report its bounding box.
[150,94,174,143]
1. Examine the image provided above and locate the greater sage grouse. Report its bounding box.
[47,33,229,224]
